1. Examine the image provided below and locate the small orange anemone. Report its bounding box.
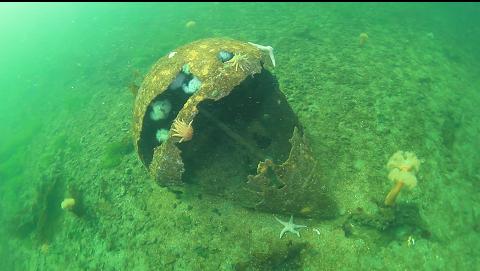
[359,33,369,47]
[171,119,193,143]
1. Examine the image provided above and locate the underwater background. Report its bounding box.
[1,2,479,270]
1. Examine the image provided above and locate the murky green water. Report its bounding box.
[1,3,479,270]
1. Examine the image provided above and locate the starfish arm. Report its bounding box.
[294,230,300,237]
[268,50,276,67]
[248,42,268,51]
[274,216,288,227]
[248,42,275,67]
[280,228,287,239]
[295,224,307,229]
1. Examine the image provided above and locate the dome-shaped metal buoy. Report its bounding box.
[133,38,336,218]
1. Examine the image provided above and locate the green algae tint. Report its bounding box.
[0,3,479,270]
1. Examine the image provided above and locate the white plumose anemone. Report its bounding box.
[182,76,201,94]
[156,129,170,143]
[150,100,172,121]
